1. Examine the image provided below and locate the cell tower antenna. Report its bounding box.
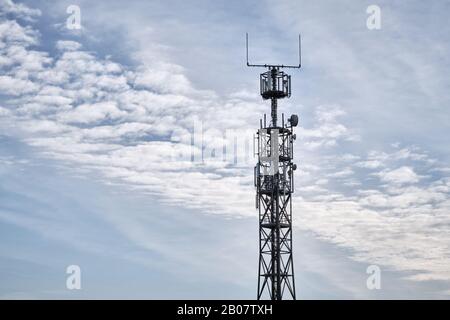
[246,33,302,68]
[248,33,301,300]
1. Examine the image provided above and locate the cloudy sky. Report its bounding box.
[0,0,449,299]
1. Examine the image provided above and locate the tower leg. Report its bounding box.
[271,98,277,127]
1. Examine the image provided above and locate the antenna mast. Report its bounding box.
[248,33,301,300]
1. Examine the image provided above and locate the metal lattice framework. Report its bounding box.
[247,33,301,300]
[255,122,297,300]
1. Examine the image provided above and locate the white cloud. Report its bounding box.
[355,160,383,169]
[327,167,354,178]
[297,105,359,150]
[56,40,82,52]
[0,105,10,116]
[0,75,39,95]
[0,0,41,21]
[57,101,127,124]
[133,65,194,95]
[0,19,38,46]
[377,166,420,185]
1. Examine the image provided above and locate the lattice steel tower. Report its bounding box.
[247,34,301,300]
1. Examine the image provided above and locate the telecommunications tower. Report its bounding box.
[247,33,301,300]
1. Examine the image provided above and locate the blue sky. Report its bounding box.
[0,0,449,299]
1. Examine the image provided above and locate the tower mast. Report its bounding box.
[247,33,301,300]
